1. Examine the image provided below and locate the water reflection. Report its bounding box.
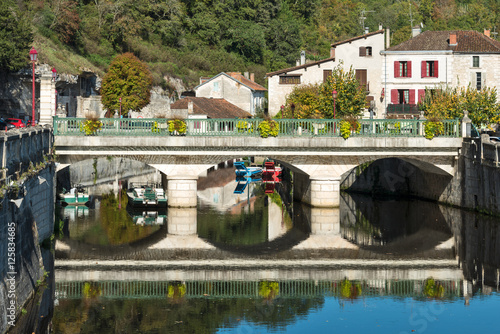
[45,164,500,333]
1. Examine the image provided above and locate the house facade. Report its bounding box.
[266,29,386,117]
[381,29,500,117]
[194,72,266,116]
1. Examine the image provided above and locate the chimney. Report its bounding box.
[484,29,491,37]
[379,24,383,31]
[365,27,369,34]
[412,25,421,37]
[188,100,193,114]
[250,73,254,82]
[330,47,335,58]
[386,28,390,49]
[300,50,306,65]
[244,72,249,79]
[449,32,457,46]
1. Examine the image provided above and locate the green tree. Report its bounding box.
[100,53,153,116]
[282,63,366,119]
[0,1,32,72]
[420,85,500,127]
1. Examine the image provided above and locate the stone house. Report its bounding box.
[266,29,386,117]
[194,72,267,116]
[381,28,500,117]
[170,97,251,119]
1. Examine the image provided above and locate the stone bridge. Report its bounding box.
[55,132,463,207]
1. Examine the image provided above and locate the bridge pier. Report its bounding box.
[294,172,341,207]
[167,176,198,207]
[168,207,197,235]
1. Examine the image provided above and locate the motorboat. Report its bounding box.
[126,184,167,207]
[60,185,90,206]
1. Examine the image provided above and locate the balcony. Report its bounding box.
[386,104,419,115]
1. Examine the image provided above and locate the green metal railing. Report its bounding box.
[53,117,462,138]
[55,279,462,300]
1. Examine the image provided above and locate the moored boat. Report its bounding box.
[60,185,90,206]
[126,184,167,207]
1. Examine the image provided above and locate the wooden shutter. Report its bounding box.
[323,70,332,83]
[355,69,367,90]
[418,89,426,103]
[391,89,398,103]
[359,47,366,57]
[421,61,426,77]
[394,61,400,78]
[434,61,439,78]
[407,61,412,77]
[409,89,416,104]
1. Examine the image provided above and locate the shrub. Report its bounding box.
[339,116,360,139]
[168,119,186,135]
[424,120,444,139]
[79,115,103,135]
[258,119,279,138]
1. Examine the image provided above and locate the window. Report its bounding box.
[476,72,482,90]
[359,46,373,57]
[421,61,438,78]
[394,61,412,78]
[473,56,480,68]
[279,76,301,84]
[213,82,219,92]
[355,69,368,92]
[391,89,415,104]
[323,70,332,82]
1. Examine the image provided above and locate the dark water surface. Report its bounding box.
[21,166,500,333]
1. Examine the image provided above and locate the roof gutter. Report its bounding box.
[380,50,453,55]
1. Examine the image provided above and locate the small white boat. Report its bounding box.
[60,185,90,206]
[126,184,167,207]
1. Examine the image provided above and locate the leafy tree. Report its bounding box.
[420,85,500,127]
[281,63,366,119]
[0,1,32,72]
[100,53,153,116]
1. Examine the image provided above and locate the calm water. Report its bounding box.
[23,164,500,333]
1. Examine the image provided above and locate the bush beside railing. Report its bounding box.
[53,117,462,138]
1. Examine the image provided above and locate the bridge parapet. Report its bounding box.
[54,117,462,138]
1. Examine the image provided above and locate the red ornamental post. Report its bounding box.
[332,89,338,133]
[29,47,38,125]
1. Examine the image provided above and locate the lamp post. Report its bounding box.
[119,97,122,117]
[29,47,38,126]
[52,68,57,116]
[332,89,337,133]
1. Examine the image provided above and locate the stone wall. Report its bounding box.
[0,164,55,334]
[0,127,52,179]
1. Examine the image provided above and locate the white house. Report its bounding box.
[266,29,386,117]
[194,72,267,116]
[381,28,500,117]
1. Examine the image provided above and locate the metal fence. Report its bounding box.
[53,117,462,138]
[55,279,462,300]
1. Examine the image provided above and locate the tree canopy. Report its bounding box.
[281,63,366,119]
[100,53,153,116]
[0,1,32,72]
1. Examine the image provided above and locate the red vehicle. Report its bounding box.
[6,118,26,128]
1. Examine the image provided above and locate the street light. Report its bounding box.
[52,68,57,116]
[332,89,338,133]
[29,47,38,126]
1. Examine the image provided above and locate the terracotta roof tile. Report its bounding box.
[228,73,267,91]
[170,97,252,118]
[266,57,335,77]
[386,30,500,53]
[330,29,384,47]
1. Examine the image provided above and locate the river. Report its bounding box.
[19,163,500,333]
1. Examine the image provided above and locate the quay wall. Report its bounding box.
[0,127,55,334]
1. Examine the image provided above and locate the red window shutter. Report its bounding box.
[409,89,416,104]
[434,61,439,77]
[407,61,412,77]
[421,61,426,78]
[391,89,399,103]
[394,61,400,78]
[418,89,425,103]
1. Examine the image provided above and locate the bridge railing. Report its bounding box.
[53,117,462,138]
